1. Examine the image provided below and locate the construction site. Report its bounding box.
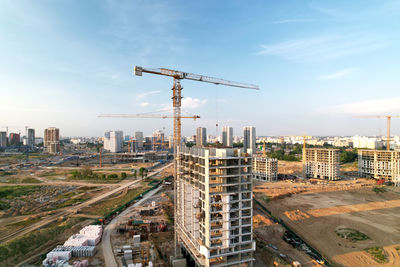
[303,148,340,181]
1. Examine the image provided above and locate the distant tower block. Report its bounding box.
[196,127,207,147]
[222,126,233,147]
[243,126,256,153]
[44,127,60,154]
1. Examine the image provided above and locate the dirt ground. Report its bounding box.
[253,206,320,267]
[253,179,375,199]
[278,161,303,176]
[264,187,400,267]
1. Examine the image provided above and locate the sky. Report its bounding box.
[1,0,400,138]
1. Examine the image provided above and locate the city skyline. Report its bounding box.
[1,1,400,136]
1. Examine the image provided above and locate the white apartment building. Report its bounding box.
[358,149,400,186]
[252,155,278,182]
[135,131,144,149]
[303,148,340,180]
[104,131,123,153]
[243,126,256,153]
[177,147,255,266]
[222,126,233,147]
[352,135,383,149]
[196,127,207,147]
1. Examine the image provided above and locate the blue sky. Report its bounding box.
[1,0,400,137]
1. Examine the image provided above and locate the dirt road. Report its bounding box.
[0,162,172,245]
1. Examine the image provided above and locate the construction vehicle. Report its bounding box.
[355,115,400,150]
[133,66,259,258]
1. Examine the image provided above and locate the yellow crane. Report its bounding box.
[133,66,259,257]
[355,115,400,150]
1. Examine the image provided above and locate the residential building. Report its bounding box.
[103,131,123,153]
[9,133,20,145]
[303,148,340,180]
[352,135,383,149]
[358,150,400,186]
[27,128,35,149]
[168,135,174,149]
[252,155,278,182]
[135,131,144,149]
[35,137,44,145]
[222,126,233,147]
[44,127,60,154]
[243,126,256,153]
[152,130,165,150]
[0,132,7,147]
[196,127,207,147]
[177,146,255,267]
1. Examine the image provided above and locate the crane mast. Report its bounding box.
[355,115,400,151]
[134,65,259,258]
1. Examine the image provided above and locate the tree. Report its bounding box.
[121,172,127,179]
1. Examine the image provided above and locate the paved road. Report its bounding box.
[101,185,165,267]
[1,162,172,245]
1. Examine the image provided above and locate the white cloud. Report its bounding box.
[137,90,161,100]
[257,34,389,61]
[324,97,400,115]
[152,97,207,112]
[318,68,356,80]
[182,97,207,109]
[140,102,149,107]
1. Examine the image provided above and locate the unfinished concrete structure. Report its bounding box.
[358,149,400,186]
[252,155,278,182]
[303,148,340,180]
[44,127,60,154]
[177,146,255,267]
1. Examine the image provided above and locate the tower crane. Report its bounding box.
[133,66,259,258]
[354,115,400,150]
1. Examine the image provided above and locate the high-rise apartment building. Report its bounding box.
[358,149,400,186]
[243,126,256,153]
[252,156,278,182]
[135,131,144,149]
[168,135,174,149]
[104,131,123,153]
[9,133,20,145]
[152,130,164,151]
[0,132,7,147]
[27,128,35,150]
[222,126,233,147]
[177,146,255,266]
[196,127,207,147]
[303,148,340,180]
[44,127,60,154]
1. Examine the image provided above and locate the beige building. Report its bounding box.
[252,155,278,182]
[177,146,255,266]
[358,150,400,186]
[44,127,60,154]
[303,148,340,180]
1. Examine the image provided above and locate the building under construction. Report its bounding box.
[177,146,255,267]
[358,149,400,186]
[303,148,340,180]
[252,155,278,182]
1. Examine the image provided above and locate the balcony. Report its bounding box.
[211,231,223,239]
